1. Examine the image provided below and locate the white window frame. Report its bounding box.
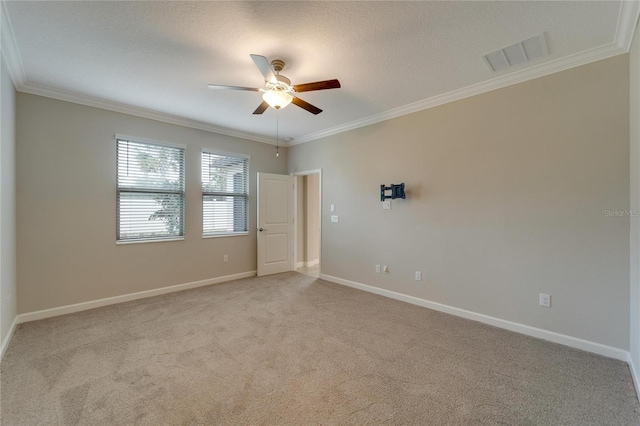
[201,149,250,238]
[116,135,186,244]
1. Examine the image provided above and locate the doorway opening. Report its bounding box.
[294,171,321,278]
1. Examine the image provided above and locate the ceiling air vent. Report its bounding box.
[483,33,548,72]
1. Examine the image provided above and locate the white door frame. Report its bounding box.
[291,169,322,273]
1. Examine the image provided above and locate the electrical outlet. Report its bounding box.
[415,271,421,281]
[331,215,339,223]
[330,204,335,212]
[539,293,551,308]
[375,264,381,274]
[382,200,391,210]
[223,255,228,263]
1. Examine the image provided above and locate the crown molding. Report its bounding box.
[19,82,278,145]
[0,0,26,87]
[15,38,627,149]
[290,42,625,146]
[615,0,640,51]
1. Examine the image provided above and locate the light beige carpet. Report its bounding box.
[1,272,639,425]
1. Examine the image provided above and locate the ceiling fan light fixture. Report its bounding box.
[262,90,293,110]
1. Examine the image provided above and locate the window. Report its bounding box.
[117,138,185,242]
[201,151,249,237]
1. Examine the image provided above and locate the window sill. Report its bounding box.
[116,237,185,245]
[202,232,249,239]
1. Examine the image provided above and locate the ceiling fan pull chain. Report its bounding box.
[276,111,280,157]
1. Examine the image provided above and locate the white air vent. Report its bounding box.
[483,33,548,72]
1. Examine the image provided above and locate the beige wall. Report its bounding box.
[630,19,640,382]
[289,55,630,349]
[16,93,287,313]
[296,175,305,262]
[1,56,17,346]
[295,174,320,265]
[305,174,320,263]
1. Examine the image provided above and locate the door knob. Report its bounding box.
[259,228,265,232]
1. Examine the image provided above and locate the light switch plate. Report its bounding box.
[539,293,551,307]
[330,204,335,212]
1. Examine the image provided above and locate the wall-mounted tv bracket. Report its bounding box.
[380,183,406,202]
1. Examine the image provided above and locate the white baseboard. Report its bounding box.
[628,353,640,402]
[320,274,630,362]
[17,271,257,324]
[1,316,18,361]
[296,259,319,268]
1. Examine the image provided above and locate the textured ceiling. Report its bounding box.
[1,1,634,145]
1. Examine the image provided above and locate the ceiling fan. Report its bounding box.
[208,54,341,115]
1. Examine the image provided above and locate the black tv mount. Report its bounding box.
[380,183,406,202]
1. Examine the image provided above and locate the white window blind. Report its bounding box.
[117,138,185,242]
[202,151,249,236]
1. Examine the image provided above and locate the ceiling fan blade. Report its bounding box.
[292,96,322,115]
[208,84,260,91]
[253,101,270,115]
[293,79,341,93]
[250,54,277,84]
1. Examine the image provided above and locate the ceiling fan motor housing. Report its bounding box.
[266,74,292,93]
[269,59,292,91]
[275,75,291,88]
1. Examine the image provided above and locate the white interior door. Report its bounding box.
[257,172,294,276]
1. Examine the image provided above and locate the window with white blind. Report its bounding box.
[201,151,249,237]
[116,138,185,242]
